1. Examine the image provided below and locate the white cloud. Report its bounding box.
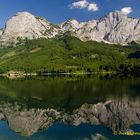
[121,7,133,15]
[88,3,98,11]
[70,0,99,12]
[71,0,89,9]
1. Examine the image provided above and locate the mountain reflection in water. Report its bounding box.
[0,75,140,140]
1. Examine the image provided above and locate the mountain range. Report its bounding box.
[0,11,140,74]
[0,11,140,45]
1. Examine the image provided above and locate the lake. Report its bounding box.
[0,75,140,140]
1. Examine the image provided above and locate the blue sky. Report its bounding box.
[0,0,140,28]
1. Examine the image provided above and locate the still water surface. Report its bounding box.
[0,75,140,140]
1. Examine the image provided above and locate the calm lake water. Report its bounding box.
[0,75,140,140]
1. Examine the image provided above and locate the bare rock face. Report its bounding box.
[103,12,140,44]
[0,29,3,37]
[61,19,98,41]
[60,19,86,33]
[0,11,140,45]
[0,12,61,44]
[61,11,140,44]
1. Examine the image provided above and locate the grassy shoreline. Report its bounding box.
[0,70,120,79]
[0,71,139,79]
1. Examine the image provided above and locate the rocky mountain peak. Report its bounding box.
[101,11,140,44]
[102,11,128,26]
[67,18,79,23]
[69,11,140,44]
[60,19,84,33]
[0,11,140,45]
[106,11,127,18]
[16,11,33,16]
[0,11,60,45]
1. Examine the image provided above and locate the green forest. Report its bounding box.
[0,34,140,75]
